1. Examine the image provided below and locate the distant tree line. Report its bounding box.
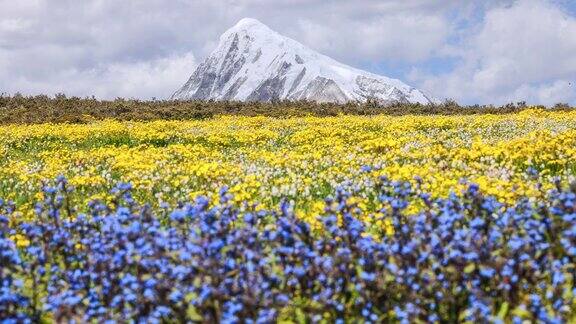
[0,93,572,124]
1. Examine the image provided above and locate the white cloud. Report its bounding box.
[296,12,450,63]
[418,0,576,105]
[4,52,196,99]
[0,0,574,104]
[90,52,197,99]
[0,0,462,99]
[510,80,575,105]
[0,0,210,99]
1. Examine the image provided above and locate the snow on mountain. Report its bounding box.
[172,18,435,104]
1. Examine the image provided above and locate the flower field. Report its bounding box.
[1,109,576,322]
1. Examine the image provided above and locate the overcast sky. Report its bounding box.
[0,0,575,105]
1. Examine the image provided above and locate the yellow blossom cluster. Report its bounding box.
[1,109,575,229]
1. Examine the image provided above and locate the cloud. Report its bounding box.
[510,80,575,105]
[0,0,212,99]
[3,52,196,99]
[417,0,576,105]
[229,0,460,63]
[295,12,450,63]
[0,0,574,104]
[0,0,463,99]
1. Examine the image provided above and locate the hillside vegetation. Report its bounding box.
[0,94,572,124]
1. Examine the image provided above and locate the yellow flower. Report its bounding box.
[10,234,30,248]
[0,108,574,235]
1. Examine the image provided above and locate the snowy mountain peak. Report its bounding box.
[230,17,268,31]
[220,18,271,40]
[172,18,435,104]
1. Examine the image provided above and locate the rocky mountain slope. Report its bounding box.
[172,18,434,104]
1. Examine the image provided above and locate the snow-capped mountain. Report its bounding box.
[172,18,434,104]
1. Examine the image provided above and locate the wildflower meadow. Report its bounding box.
[1,109,575,322]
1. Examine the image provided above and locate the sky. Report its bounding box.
[0,0,575,105]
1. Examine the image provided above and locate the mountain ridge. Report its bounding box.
[172,18,435,104]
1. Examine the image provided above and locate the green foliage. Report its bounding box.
[0,93,571,124]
